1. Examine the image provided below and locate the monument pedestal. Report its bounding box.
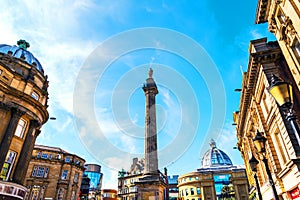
[136,173,166,200]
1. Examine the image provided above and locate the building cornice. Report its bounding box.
[255,0,271,24]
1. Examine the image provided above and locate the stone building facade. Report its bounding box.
[24,144,85,200]
[118,158,145,200]
[101,189,118,200]
[0,40,49,199]
[234,1,300,199]
[177,140,248,200]
[256,0,300,90]
[234,38,300,199]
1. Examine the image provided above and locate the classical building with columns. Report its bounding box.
[24,144,86,200]
[234,38,300,199]
[177,140,248,200]
[0,40,49,199]
[256,0,300,89]
[234,1,300,199]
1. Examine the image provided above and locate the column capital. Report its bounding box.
[10,107,26,119]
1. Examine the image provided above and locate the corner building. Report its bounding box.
[83,164,103,199]
[177,140,248,200]
[234,38,300,199]
[24,144,86,200]
[0,40,49,199]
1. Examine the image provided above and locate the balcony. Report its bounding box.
[0,180,27,199]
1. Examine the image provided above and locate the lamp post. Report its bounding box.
[249,155,263,200]
[268,74,300,146]
[253,130,280,200]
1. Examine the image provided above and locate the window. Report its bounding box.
[277,9,286,23]
[41,153,48,159]
[191,188,195,195]
[37,167,45,177]
[57,188,64,200]
[274,131,288,164]
[37,152,41,158]
[71,190,76,200]
[31,166,49,178]
[31,91,39,100]
[295,40,300,57]
[195,176,199,180]
[61,170,68,180]
[14,118,27,138]
[186,188,189,196]
[74,172,79,183]
[0,151,17,181]
[65,157,71,163]
[197,187,201,194]
[44,167,49,178]
[0,69,2,75]
[31,185,40,200]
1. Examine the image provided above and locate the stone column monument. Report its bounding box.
[136,68,166,200]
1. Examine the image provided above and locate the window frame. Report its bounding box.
[61,170,68,180]
[31,166,49,178]
[0,151,17,181]
[14,118,27,138]
[31,91,39,100]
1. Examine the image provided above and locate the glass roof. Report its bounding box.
[201,139,233,168]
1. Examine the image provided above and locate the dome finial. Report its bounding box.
[210,139,216,148]
[17,39,30,50]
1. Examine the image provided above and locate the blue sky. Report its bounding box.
[0,1,275,189]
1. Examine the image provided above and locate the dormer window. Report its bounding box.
[31,91,39,100]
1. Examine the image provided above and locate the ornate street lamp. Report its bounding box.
[253,130,267,154]
[268,74,293,108]
[249,155,262,200]
[252,130,280,200]
[268,74,300,146]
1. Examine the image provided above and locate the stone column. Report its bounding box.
[143,69,159,175]
[0,107,25,170]
[13,120,40,184]
[0,102,11,145]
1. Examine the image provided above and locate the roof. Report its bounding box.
[201,139,233,168]
[0,40,44,73]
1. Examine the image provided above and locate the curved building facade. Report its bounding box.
[0,40,49,199]
[25,144,86,200]
[178,140,248,200]
[83,164,103,199]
